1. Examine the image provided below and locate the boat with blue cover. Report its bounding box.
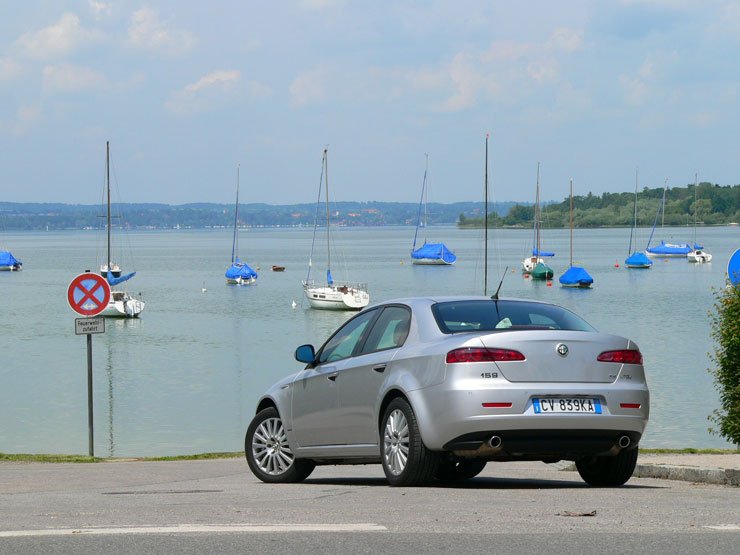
[0,250,22,271]
[559,179,593,288]
[523,163,554,278]
[225,164,258,286]
[625,169,652,269]
[411,154,456,265]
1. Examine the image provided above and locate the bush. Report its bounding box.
[708,283,740,446]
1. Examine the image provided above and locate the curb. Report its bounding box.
[633,464,740,487]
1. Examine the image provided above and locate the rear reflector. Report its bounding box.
[620,403,642,409]
[482,402,512,408]
[597,350,643,364]
[446,347,525,363]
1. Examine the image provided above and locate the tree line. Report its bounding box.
[458,183,740,228]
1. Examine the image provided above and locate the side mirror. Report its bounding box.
[295,344,316,364]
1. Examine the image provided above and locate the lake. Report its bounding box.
[0,224,737,457]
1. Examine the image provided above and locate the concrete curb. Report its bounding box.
[633,464,740,487]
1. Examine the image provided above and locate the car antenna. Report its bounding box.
[491,266,508,300]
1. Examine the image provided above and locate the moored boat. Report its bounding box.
[0,250,22,271]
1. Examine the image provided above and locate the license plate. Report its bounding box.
[533,398,602,414]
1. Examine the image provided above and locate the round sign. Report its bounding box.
[67,273,111,316]
[729,248,740,287]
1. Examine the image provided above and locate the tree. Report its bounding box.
[708,283,740,447]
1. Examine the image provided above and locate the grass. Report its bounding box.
[2,449,738,464]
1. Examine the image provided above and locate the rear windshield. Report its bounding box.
[431,300,596,334]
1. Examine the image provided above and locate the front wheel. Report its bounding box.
[575,448,638,487]
[245,407,315,483]
[380,398,440,486]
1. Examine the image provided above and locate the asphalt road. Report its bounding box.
[0,458,737,554]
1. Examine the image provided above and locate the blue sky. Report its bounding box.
[1,1,739,205]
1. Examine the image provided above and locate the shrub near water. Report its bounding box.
[708,282,740,446]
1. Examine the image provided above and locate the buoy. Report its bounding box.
[546,281,552,287]
[201,281,207,293]
[291,299,297,309]
[614,260,619,268]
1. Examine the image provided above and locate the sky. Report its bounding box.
[1,0,739,205]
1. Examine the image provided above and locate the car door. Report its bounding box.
[334,305,412,446]
[291,308,379,447]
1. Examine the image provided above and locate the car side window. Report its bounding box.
[360,306,411,354]
[318,309,378,363]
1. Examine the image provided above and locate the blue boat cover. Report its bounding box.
[225,258,258,280]
[411,242,457,264]
[645,241,698,255]
[728,248,740,287]
[559,266,593,286]
[327,269,334,285]
[107,270,136,286]
[625,252,653,267]
[0,251,21,267]
[532,247,555,257]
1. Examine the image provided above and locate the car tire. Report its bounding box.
[435,458,487,482]
[245,407,315,483]
[575,448,638,487]
[380,398,440,486]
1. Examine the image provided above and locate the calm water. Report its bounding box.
[1,225,738,457]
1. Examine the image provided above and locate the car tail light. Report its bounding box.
[446,347,525,363]
[620,403,642,409]
[597,350,643,364]
[482,402,513,408]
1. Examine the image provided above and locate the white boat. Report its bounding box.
[521,162,554,278]
[97,141,145,318]
[225,164,258,285]
[302,148,369,311]
[687,174,712,264]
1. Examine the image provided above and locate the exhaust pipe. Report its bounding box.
[618,435,631,449]
[489,435,502,449]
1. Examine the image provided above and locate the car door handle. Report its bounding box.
[327,373,338,381]
[373,364,387,373]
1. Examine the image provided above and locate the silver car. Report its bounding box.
[245,296,649,487]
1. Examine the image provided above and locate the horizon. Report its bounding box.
[1,2,739,205]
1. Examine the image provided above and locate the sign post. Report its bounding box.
[67,272,111,457]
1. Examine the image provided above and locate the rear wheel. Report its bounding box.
[435,458,487,482]
[576,448,638,487]
[381,398,440,486]
[245,407,315,483]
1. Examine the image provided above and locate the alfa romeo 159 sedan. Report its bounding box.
[245,296,649,487]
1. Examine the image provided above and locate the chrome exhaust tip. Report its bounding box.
[489,435,502,449]
[618,435,631,449]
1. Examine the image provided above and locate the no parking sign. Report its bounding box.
[67,273,111,316]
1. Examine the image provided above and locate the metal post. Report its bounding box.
[87,333,94,457]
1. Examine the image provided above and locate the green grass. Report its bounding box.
[639,447,739,455]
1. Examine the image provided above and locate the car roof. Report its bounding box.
[369,296,556,309]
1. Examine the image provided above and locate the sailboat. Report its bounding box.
[98,141,145,318]
[559,179,593,288]
[687,174,712,263]
[625,168,653,269]
[522,162,554,279]
[0,250,21,271]
[302,148,370,310]
[410,154,456,265]
[645,178,695,257]
[225,164,258,285]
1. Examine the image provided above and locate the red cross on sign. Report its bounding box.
[67,273,111,317]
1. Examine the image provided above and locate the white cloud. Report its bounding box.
[3,104,42,135]
[290,67,329,107]
[128,8,196,55]
[0,57,22,82]
[434,54,481,112]
[548,27,583,53]
[300,0,346,10]
[88,0,112,18]
[15,13,103,60]
[166,70,258,116]
[42,63,105,93]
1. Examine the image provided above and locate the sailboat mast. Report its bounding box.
[661,178,667,228]
[231,164,240,264]
[535,162,541,258]
[569,178,573,268]
[693,173,698,244]
[484,133,489,296]
[106,141,111,271]
[324,149,331,275]
[628,168,638,255]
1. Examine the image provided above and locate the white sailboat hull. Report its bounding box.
[411,257,453,266]
[226,276,257,285]
[303,282,370,310]
[687,250,712,263]
[521,256,544,274]
[100,291,145,318]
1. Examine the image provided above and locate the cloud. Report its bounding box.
[127,7,196,55]
[2,104,42,135]
[290,67,329,107]
[548,27,583,53]
[15,13,104,60]
[166,70,263,116]
[88,0,112,18]
[0,57,22,82]
[42,63,105,93]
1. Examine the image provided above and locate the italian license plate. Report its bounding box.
[533,398,602,414]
